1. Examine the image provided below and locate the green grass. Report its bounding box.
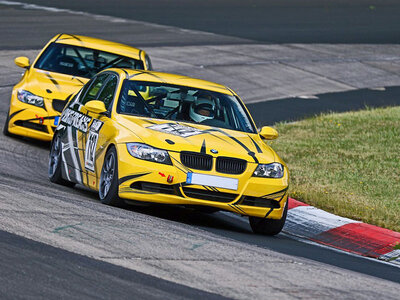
[270,106,400,232]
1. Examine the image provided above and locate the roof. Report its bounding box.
[50,34,144,60]
[109,69,234,95]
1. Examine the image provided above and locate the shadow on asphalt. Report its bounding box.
[248,86,400,127]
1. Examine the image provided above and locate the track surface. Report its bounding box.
[15,0,400,44]
[1,2,400,299]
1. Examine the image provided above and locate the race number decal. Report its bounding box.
[84,119,104,172]
[85,130,99,172]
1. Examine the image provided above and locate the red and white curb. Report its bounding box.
[284,198,400,265]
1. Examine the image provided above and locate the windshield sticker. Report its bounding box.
[147,123,204,137]
[60,108,92,133]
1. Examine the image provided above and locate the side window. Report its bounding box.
[97,74,118,110]
[75,79,93,104]
[80,73,109,105]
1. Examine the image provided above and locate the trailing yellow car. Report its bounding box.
[49,69,289,235]
[4,33,152,141]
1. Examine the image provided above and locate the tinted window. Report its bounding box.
[117,80,256,133]
[34,43,145,78]
[97,75,118,110]
[80,73,109,104]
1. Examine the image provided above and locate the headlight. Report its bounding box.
[17,90,44,108]
[126,143,172,165]
[253,163,284,178]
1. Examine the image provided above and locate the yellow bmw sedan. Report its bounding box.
[49,69,289,235]
[3,33,152,141]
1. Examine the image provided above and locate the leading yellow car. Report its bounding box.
[49,69,289,235]
[4,33,151,141]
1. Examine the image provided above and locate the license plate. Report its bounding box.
[186,173,238,190]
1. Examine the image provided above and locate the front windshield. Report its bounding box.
[34,43,144,78]
[117,80,257,133]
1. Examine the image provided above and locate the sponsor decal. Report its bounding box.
[54,116,60,126]
[60,108,92,133]
[148,123,204,137]
[90,119,104,132]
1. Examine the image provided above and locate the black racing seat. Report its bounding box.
[54,55,78,74]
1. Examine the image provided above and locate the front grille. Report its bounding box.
[52,99,67,113]
[180,151,212,171]
[14,120,48,133]
[130,181,177,195]
[182,187,237,202]
[216,157,247,174]
[240,196,280,208]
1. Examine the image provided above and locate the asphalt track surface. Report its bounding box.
[13,0,400,44]
[1,2,400,299]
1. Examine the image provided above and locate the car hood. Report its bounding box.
[116,115,277,164]
[23,68,88,100]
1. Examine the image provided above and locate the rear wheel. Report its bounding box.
[249,201,288,236]
[48,133,75,187]
[99,146,125,207]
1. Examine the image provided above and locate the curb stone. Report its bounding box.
[284,198,400,264]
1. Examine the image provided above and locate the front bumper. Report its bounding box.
[116,144,289,219]
[7,91,61,141]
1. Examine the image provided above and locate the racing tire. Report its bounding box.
[48,133,75,187]
[99,146,125,207]
[249,201,288,236]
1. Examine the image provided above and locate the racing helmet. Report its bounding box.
[189,97,215,123]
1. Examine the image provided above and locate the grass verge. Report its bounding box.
[271,106,400,232]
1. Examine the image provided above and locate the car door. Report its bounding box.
[82,72,119,190]
[59,73,109,185]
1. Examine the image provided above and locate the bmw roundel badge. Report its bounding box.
[210,149,218,154]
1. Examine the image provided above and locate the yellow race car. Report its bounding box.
[49,69,289,235]
[4,33,152,141]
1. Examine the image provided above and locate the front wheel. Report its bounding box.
[48,133,75,187]
[249,201,288,236]
[99,146,125,207]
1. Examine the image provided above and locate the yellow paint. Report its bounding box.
[64,69,289,219]
[6,34,149,141]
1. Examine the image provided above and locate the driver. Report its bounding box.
[189,97,215,123]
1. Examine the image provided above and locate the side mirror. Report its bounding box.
[15,56,30,69]
[259,126,278,140]
[84,100,107,114]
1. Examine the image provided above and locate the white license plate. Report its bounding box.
[186,173,238,190]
